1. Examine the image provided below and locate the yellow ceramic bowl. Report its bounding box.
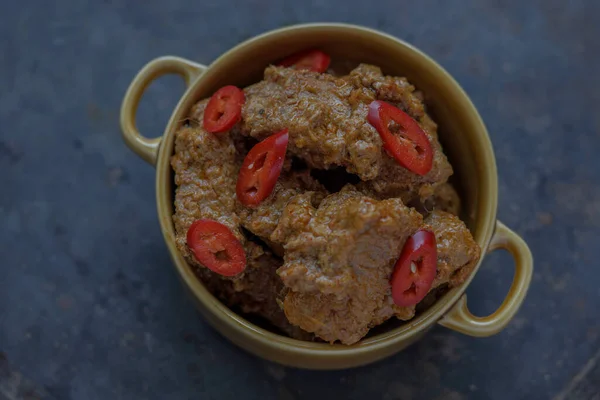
[120,23,533,370]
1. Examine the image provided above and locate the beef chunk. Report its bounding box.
[272,187,423,344]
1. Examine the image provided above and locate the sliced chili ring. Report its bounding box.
[390,229,437,307]
[203,85,245,133]
[236,129,289,207]
[186,219,246,277]
[277,49,331,73]
[367,100,433,175]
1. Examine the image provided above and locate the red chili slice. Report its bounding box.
[277,49,331,73]
[236,129,289,207]
[367,100,433,175]
[203,85,245,133]
[390,229,437,307]
[186,219,246,277]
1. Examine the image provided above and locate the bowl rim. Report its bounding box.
[154,22,498,354]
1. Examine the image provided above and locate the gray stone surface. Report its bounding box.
[1,1,599,399]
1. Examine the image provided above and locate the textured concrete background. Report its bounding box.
[1,1,599,399]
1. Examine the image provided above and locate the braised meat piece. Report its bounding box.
[271,187,423,344]
[373,210,482,323]
[171,124,241,251]
[242,64,452,202]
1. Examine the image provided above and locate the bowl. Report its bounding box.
[120,23,533,369]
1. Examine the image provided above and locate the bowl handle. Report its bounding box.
[438,220,533,336]
[120,56,207,165]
